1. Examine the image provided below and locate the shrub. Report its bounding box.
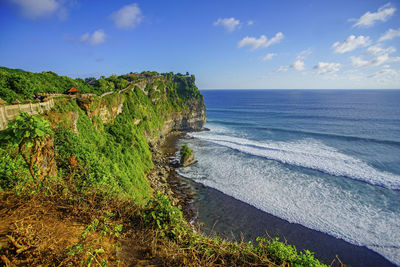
[180,145,192,164]
[142,192,184,239]
[0,111,53,179]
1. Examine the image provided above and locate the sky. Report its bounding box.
[0,0,399,89]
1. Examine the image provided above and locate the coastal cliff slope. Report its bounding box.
[0,67,326,266]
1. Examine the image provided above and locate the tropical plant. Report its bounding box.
[0,111,53,179]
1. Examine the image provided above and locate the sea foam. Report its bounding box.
[178,133,400,265]
[188,132,400,190]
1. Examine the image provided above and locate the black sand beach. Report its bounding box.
[165,133,395,267]
[188,180,396,267]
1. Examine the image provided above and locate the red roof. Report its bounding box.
[67,87,79,93]
[129,73,136,77]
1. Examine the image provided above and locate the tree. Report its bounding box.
[0,112,53,179]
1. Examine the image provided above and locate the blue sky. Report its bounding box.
[1,0,399,89]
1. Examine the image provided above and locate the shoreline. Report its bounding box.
[160,133,396,267]
[148,131,198,221]
[189,182,396,267]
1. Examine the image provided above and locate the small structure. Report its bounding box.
[129,73,137,77]
[65,87,80,95]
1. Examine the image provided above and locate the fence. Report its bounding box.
[0,76,165,130]
[0,98,55,130]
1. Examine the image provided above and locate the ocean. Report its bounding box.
[177,89,400,266]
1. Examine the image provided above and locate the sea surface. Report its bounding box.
[177,89,400,265]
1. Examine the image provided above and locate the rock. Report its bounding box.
[180,145,195,167]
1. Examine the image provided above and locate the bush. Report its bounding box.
[180,145,192,164]
[256,237,325,266]
[0,146,31,191]
[142,192,184,239]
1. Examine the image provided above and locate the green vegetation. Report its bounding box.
[0,68,326,266]
[1,67,137,103]
[0,111,53,179]
[180,144,193,165]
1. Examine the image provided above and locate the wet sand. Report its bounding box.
[164,133,396,267]
[190,182,395,267]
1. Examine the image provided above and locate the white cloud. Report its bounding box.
[353,3,396,27]
[276,66,289,72]
[314,62,341,75]
[262,53,276,61]
[292,59,305,71]
[238,32,284,50]
[368,65,400,83]
[247,20,254,26]
[297,49,312,59]
[332,35,371,54]
[276,49,311,72]
[378,28,400,42]
[80,29,106,45]
[351,56,370,67]
[213,17,241,32]
[366,45,396,56]
[9,0,68,19]
[111,3,143,29]
[350,53,400,68]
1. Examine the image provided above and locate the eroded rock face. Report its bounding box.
[77,94,125,124]
[148,98,206,147]
[180,153,195,167]
[177,98,207,131]
[36,136,57,180]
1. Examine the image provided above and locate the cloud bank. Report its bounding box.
[353,3,396,27]
[378,28,400,42]
[332,35,371,54]
[238,32,284,50]
[111,3,143,29]
[80,29,106,45]
[9,0,68,19]
[213,17,241,32]
[314,62,341,75]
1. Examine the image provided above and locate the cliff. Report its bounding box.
[43,74,205,203]
[0,70,326,267]
[74,76,206,147]
[0,70,206,203]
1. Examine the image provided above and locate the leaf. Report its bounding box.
[94,248,105,254]
[35,129,45,137]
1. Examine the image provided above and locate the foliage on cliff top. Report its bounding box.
[0,66,202,104]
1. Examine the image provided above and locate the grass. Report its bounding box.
[0,73,330,266]
[0,182,331,266]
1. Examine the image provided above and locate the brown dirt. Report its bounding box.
[0,191,165,266]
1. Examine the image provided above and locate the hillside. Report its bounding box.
[0,68,326,266]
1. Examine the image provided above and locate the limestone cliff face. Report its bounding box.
[76,94,125,124]
[152,98,206,146]
[177,98,207,131]
[72,78,206,146]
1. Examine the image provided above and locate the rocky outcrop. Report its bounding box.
[177,98,207,131]
[152,98,206,146]
[77,94,125,123]
[35,136,57,180]
[180,145,195,167]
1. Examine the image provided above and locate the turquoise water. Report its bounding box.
[178,90,400,265]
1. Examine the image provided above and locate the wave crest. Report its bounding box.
[188,133,400,190]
